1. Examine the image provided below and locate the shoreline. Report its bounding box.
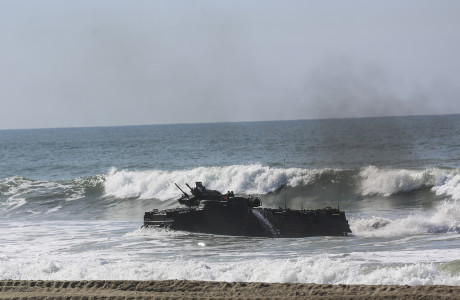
[1,280,459,299]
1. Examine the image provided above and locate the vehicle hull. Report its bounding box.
[144,206,352,238]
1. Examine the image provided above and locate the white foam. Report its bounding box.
[360,166,432,196]
[0,176,89,213]
[1,255,459,285]
[1,219,459,285]
[359,166,460,199]
[433,173,460,200]
[350,216,391,233]
[46,205,62,214]
[5,198,27,210]
[351,200,460,237]
[103,165,325,200]
[125,226,188,238]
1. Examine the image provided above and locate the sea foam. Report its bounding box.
[360,166,434,196]
[433,173,460,200]
[2,255,459,286]
[351,200,460,237]
[359,166,460,198]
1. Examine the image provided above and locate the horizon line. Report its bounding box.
[1,112,459,131]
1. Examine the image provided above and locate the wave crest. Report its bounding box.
[103,165,327,201]
[359,166,460,198]
[3,165,460,218]
[360,166,433,196]
[351,200,460,237]
[104,165,460,201]
[433,174,460,200]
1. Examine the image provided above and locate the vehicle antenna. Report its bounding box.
[301,163,304,210]
[284,158,287,210]
[331,175,341,211]
[337,174,341,211]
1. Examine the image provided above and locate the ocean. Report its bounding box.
[1,115,460,285]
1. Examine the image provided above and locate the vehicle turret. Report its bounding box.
[174,182,261,208]
[175,182,224,207]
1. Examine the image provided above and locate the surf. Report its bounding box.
[3,164,460,219]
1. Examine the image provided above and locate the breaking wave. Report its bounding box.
[432,173,460,200]
[359,166,458,197]
[104,165,460,201]
[351,200,460,237]
[2,164,460,219]
[103,164,333,201]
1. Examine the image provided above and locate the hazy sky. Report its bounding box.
[1,0,459,129]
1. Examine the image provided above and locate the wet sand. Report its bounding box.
[1,280,459,299]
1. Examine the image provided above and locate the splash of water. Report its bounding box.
[251,209,279,237]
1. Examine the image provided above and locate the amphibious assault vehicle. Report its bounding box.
[143,182,352,237]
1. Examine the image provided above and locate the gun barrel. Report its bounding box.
[174,183,188,196]
[186,183,193,190]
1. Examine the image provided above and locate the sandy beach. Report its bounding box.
[1,280,459,299]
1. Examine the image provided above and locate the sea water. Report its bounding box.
[1,115,460,285]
